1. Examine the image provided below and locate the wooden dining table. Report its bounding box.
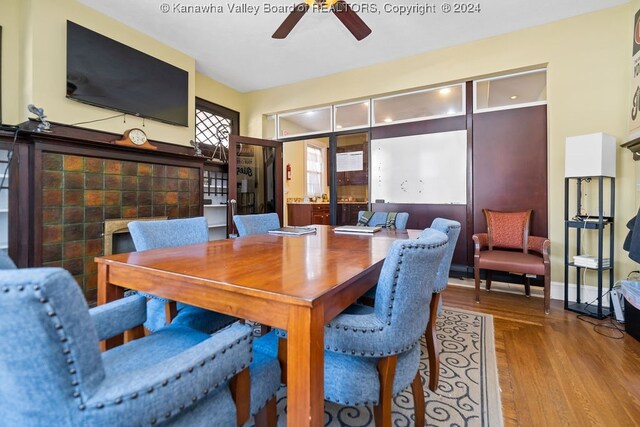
[96,224,421,426]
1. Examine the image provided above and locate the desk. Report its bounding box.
[97,224,420,426]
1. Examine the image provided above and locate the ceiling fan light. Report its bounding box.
[439,87,451,95]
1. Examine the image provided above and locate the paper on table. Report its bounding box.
[268,226,317,236]
[334,225,381,234]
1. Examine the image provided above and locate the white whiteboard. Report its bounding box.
[371,131,467,204]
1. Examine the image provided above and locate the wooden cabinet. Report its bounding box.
[337,203,367,226]
[312,205,330,225]
[288,204,330,226]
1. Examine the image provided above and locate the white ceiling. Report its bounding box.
[77,0,627,93]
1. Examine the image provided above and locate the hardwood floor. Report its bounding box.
[442,283,640,427]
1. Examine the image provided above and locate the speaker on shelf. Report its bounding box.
[565,132,616,178]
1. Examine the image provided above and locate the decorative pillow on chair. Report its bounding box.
[483,209,532,251]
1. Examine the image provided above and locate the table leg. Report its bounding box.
[287,304,325,427]
[97,263,124,350]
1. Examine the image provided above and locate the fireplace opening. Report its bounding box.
[103,217,167,256]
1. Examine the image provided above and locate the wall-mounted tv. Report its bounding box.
[66,21,188,127]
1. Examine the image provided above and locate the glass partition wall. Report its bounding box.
[269,69,546,228]
[282,132,369,226]
[336,133,369,225]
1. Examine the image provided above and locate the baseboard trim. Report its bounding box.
[447,278,612,308]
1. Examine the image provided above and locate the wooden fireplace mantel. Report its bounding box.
[16,119,202,160]
[0,120,220,304]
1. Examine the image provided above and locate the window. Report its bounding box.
[278,107,332,138]
[195,98,239,162]
[474,69,547,113]
[334,100,370,131]
[372,84,465,126]
[306,145,324,197]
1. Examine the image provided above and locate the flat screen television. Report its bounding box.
[66,21,188,127]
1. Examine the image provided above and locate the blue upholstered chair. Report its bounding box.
[233,213,281,236]
[257,230,448,426]
[423,218,461,391]
[128,217,237,334]
[358,218,461,392]
[0,267,281,426]
[357,211,409,230]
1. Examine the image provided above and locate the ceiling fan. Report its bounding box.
[273,0,372,41]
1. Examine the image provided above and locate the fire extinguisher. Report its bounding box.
[286,163,292,180]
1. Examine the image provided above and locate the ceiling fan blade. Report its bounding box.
[272,3,310,39]
[332,0,372,41]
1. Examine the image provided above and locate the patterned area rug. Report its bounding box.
[268,307,502,426]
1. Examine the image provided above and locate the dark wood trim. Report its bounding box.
[465,81,475,267]
[228,135,283,233]
[472,104,548,238]
[19,119,200,159]
[32,148,43,266]
[32,139,205,169]
[195,97,240,136]
[370,115,466,140]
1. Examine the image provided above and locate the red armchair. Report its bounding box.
[473,209,551,313]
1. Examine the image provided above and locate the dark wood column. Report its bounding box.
[472,105,548,243]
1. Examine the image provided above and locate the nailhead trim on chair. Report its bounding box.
[3,281,253,422]
[24,291,253,421]
[6,284,87,410]
[433,223,461,294]
[129,334,253,425]
[324,241,447,356]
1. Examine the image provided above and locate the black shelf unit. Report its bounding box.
[563,176,615,319]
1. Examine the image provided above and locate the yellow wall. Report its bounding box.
[246,4,635,283]
[0,0,25,125]
[283,140,306,198]
[195,72,248,135]
[0,0,245,146]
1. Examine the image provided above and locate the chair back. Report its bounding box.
[373,229,448,350]
[233,213,280,236]
[483,209,532,252]
[128,217,209,250]
[0,268,105,425]
[357,211,409,230]
[427,218,461,293]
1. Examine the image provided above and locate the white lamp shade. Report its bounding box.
[565,132,616,178]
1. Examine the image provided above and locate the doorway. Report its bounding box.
[282,131,370,226]
[335,132,369,225]
[282,137,330,225]
[228,136,283,235]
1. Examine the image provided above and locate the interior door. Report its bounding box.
[334,132,370,225]
[228,135,283,236]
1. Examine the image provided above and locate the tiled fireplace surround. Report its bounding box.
[40,152,202,306]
